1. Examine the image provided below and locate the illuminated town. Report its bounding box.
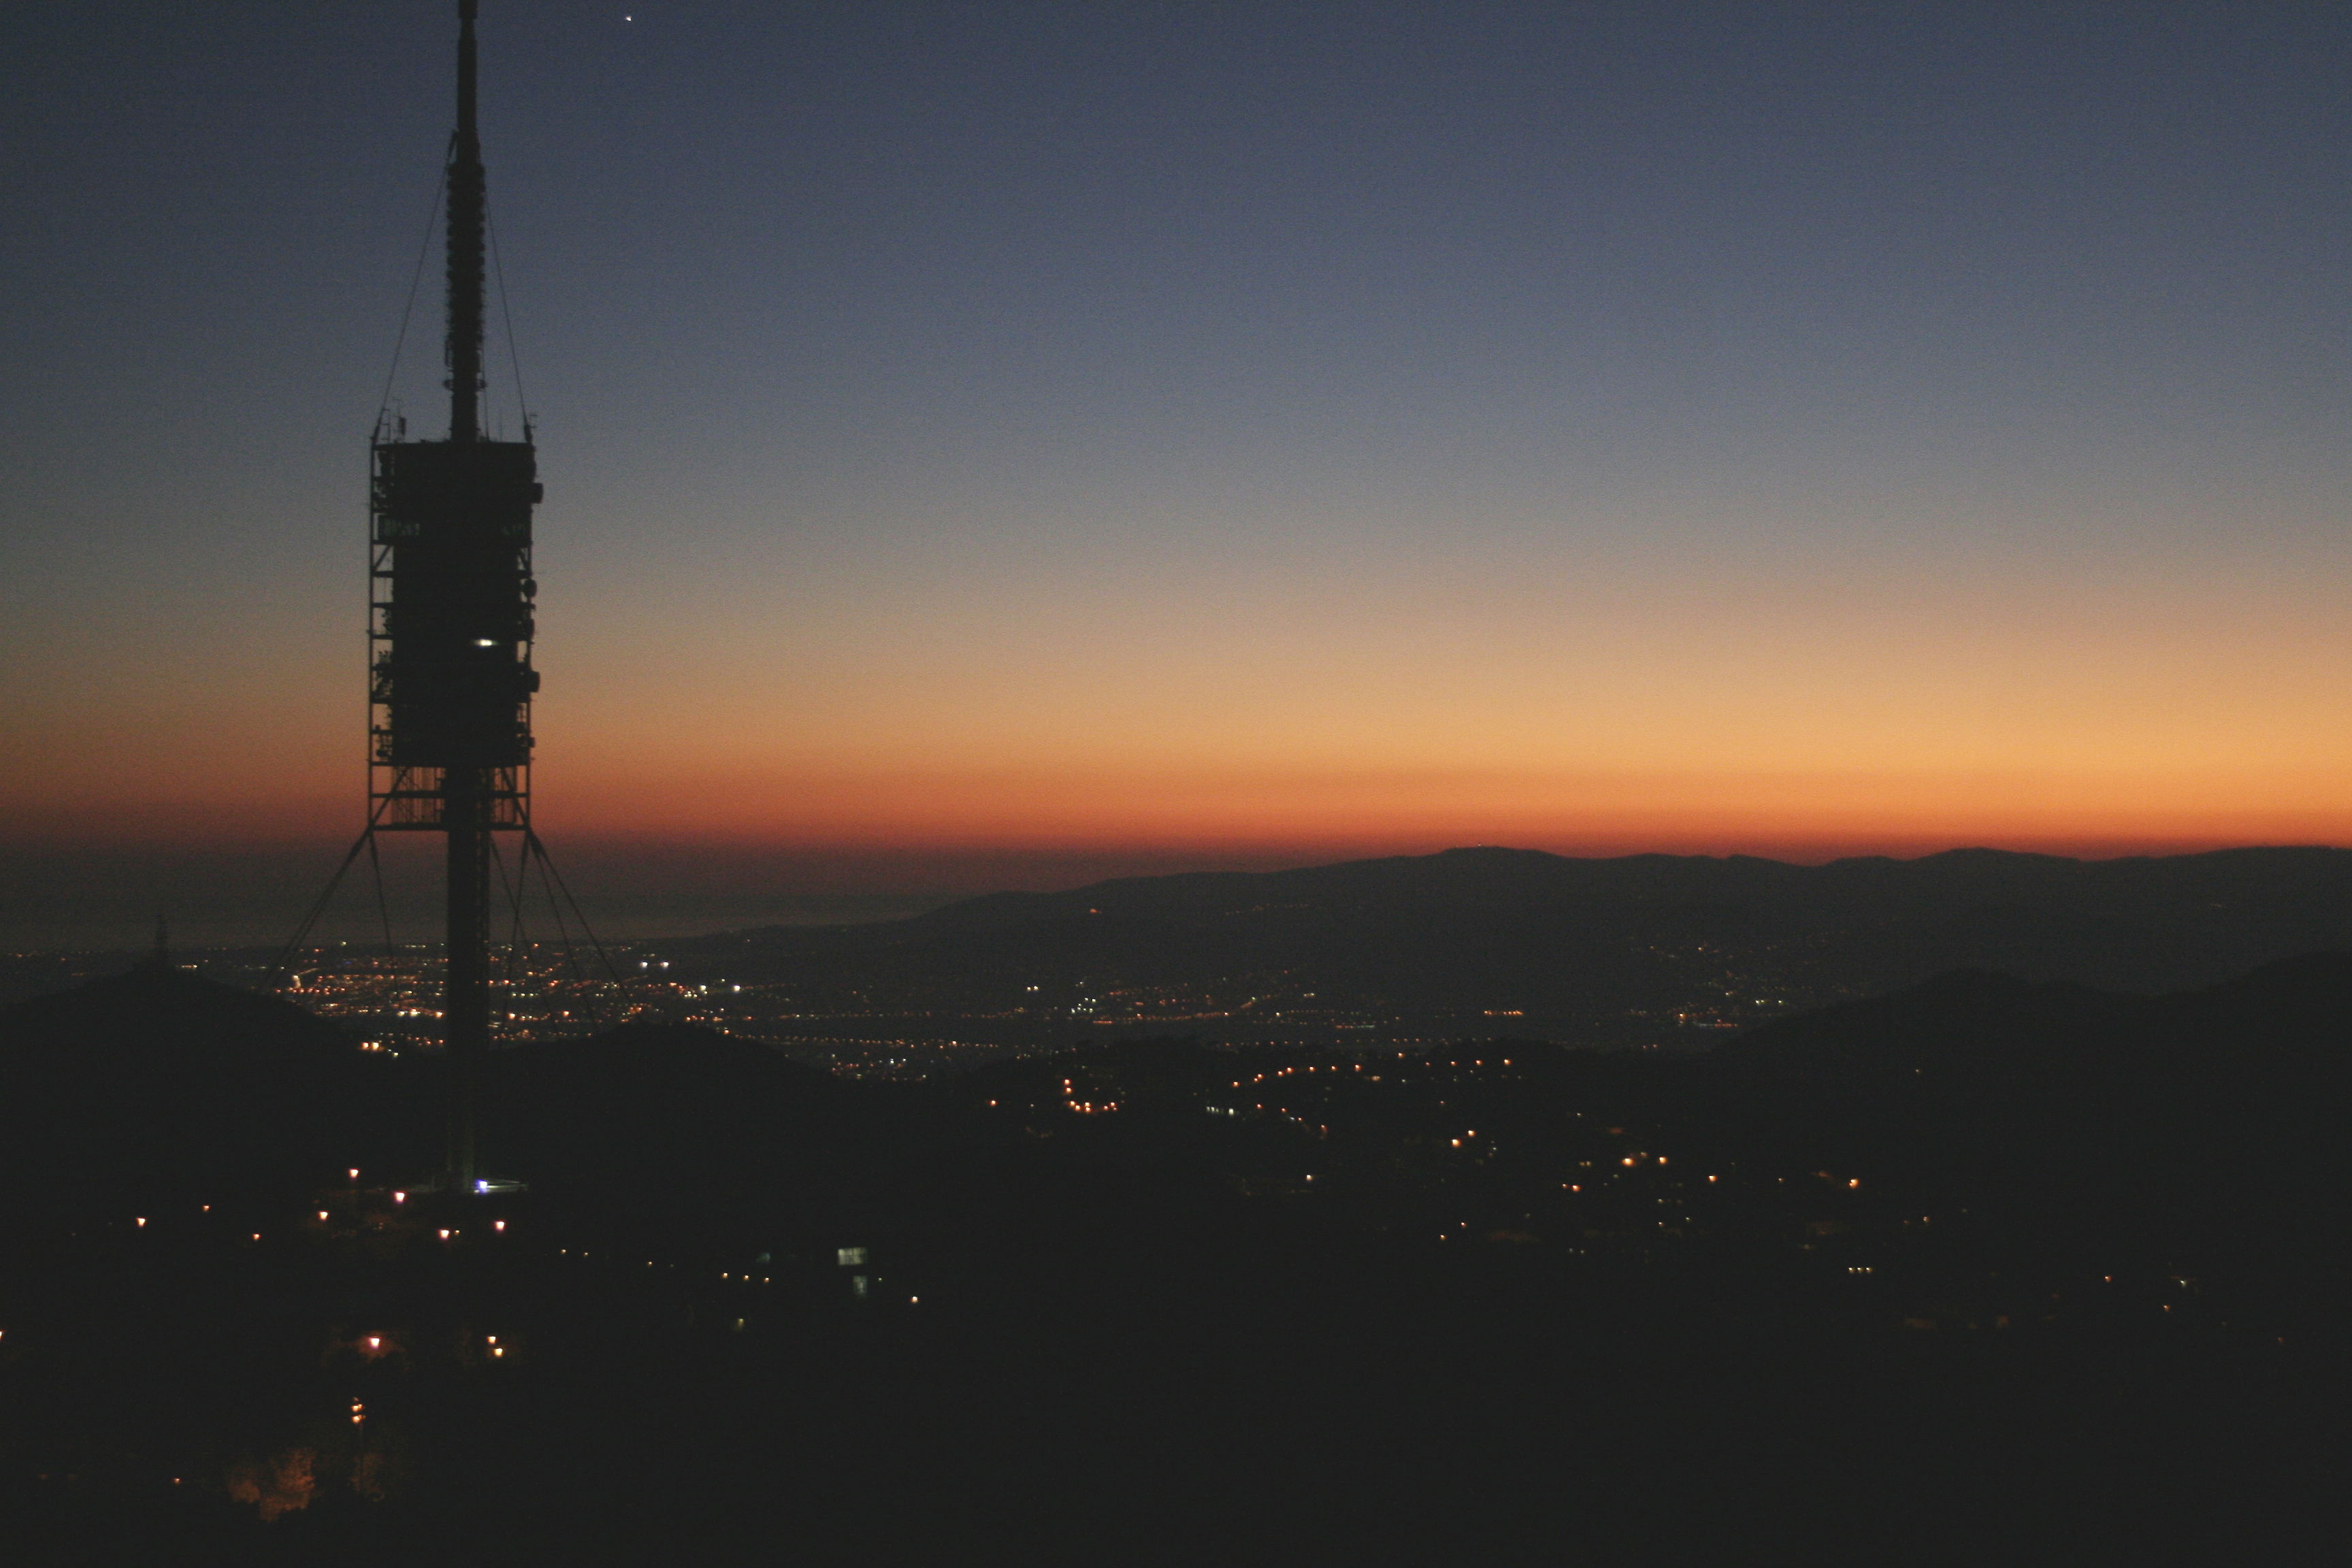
[146,931,1835,1079]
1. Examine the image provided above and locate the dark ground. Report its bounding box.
[3,957,2348,1562]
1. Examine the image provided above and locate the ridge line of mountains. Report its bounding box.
[649,843,2352,1042]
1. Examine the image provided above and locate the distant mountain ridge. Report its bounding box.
[680,845,2352,1036]
[911,844,2350,935]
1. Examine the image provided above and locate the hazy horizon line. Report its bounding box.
[8,836,2348,956]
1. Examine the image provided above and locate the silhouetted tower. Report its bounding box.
[370,0,539,1188]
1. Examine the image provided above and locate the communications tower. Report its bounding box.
[370,0,538,1188]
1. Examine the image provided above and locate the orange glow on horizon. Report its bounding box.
[17,541,2352,872]
[18,760,2352,870]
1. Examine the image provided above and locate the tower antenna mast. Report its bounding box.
[448,0,485,444]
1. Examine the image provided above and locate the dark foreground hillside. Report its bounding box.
[1,956,2348,1559]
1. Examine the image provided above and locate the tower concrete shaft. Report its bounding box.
[442,0,489,1188]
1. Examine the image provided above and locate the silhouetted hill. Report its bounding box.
[676,845,2352,1036]
[0,972,951,1252]
[0,965,404,1220]
[1691,953,2352,1297]
[476,1022,930,1250]
[1721,949,2352,1104]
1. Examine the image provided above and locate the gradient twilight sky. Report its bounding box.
[8,1,2352,932]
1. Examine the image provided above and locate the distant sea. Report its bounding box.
[1,838,1297,956]
[0,892,954,955]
